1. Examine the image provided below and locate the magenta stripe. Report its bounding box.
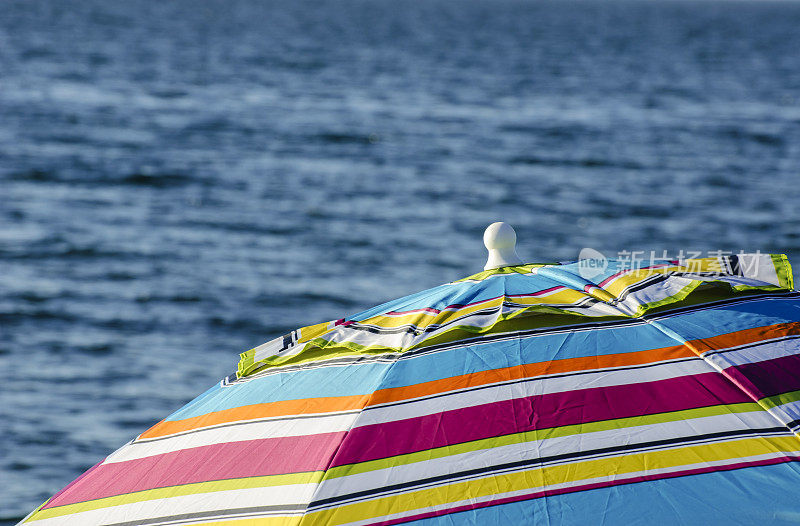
[372,455,800,526]
[331,372,750,467]
[43,431,345,509]
[723,353,800,400]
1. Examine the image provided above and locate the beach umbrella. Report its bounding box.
[20,223,800,526]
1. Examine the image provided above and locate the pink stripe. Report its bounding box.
[512,286,566,298]
[385,297,497,317]
[596,263,674,288]
[43,431,345,508]
[331,372,750,467]
[723,353,800,400]
[598,269,629,287]
[385,307,448,316]
[372,455,800,526]
[44,460,104,509]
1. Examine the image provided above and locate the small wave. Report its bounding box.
[277,58,327,71]
[135,294,203,304]
[181,117,238,133]
[119,172,196,188]
[12,292,52,304]
[499,124,600,140]
[182,220,303,236]
[207,315,283,337]
[703,174,736,188]
[719,127,784,147]
[6,170,199,188]
[41,134,88,145]
[0,310,81,324]
[296,292,362,309]
[508,155,643,170]
[149,89,188,99]
[27,245,133,260]
[313,132,379,145]
[79,344,115,355]
[7,169,58,182]
[252,292,362,311]
[20,48,56,61]
[106,271,138,281]
[113,418,161,429]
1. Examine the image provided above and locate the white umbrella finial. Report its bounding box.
[483,222,523,270]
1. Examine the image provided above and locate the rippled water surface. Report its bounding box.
[3,0,800,520]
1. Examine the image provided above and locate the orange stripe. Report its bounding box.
[142,321,800,439]
[688,322,800,354]
[140,394,369,439]
[367,344,690,406]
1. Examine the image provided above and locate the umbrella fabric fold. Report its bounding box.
[21,254,800,526]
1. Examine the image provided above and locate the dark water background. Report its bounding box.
[3,0,800,520]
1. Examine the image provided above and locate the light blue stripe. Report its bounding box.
[405,461,800,526]
[165,362,392,421]
[657,295,800,340]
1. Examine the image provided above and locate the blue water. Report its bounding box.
[3,0,800,520]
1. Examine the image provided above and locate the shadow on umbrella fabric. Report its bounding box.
[20,241,800,526]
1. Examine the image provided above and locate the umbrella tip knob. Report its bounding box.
[483,222,523,270]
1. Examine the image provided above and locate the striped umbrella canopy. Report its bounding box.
[21,233,800,525]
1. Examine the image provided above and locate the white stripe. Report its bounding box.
[770,400,800,427]
[252,335,290,362]
[704,337,800,368]
[712,275,779,288]
[356,357,714,427]
[312,410,779,503]
[616,275,695,313]
[24,483,315,526]
[739,254,782,286]
[560,301,625,316]
[104,412,358,464]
